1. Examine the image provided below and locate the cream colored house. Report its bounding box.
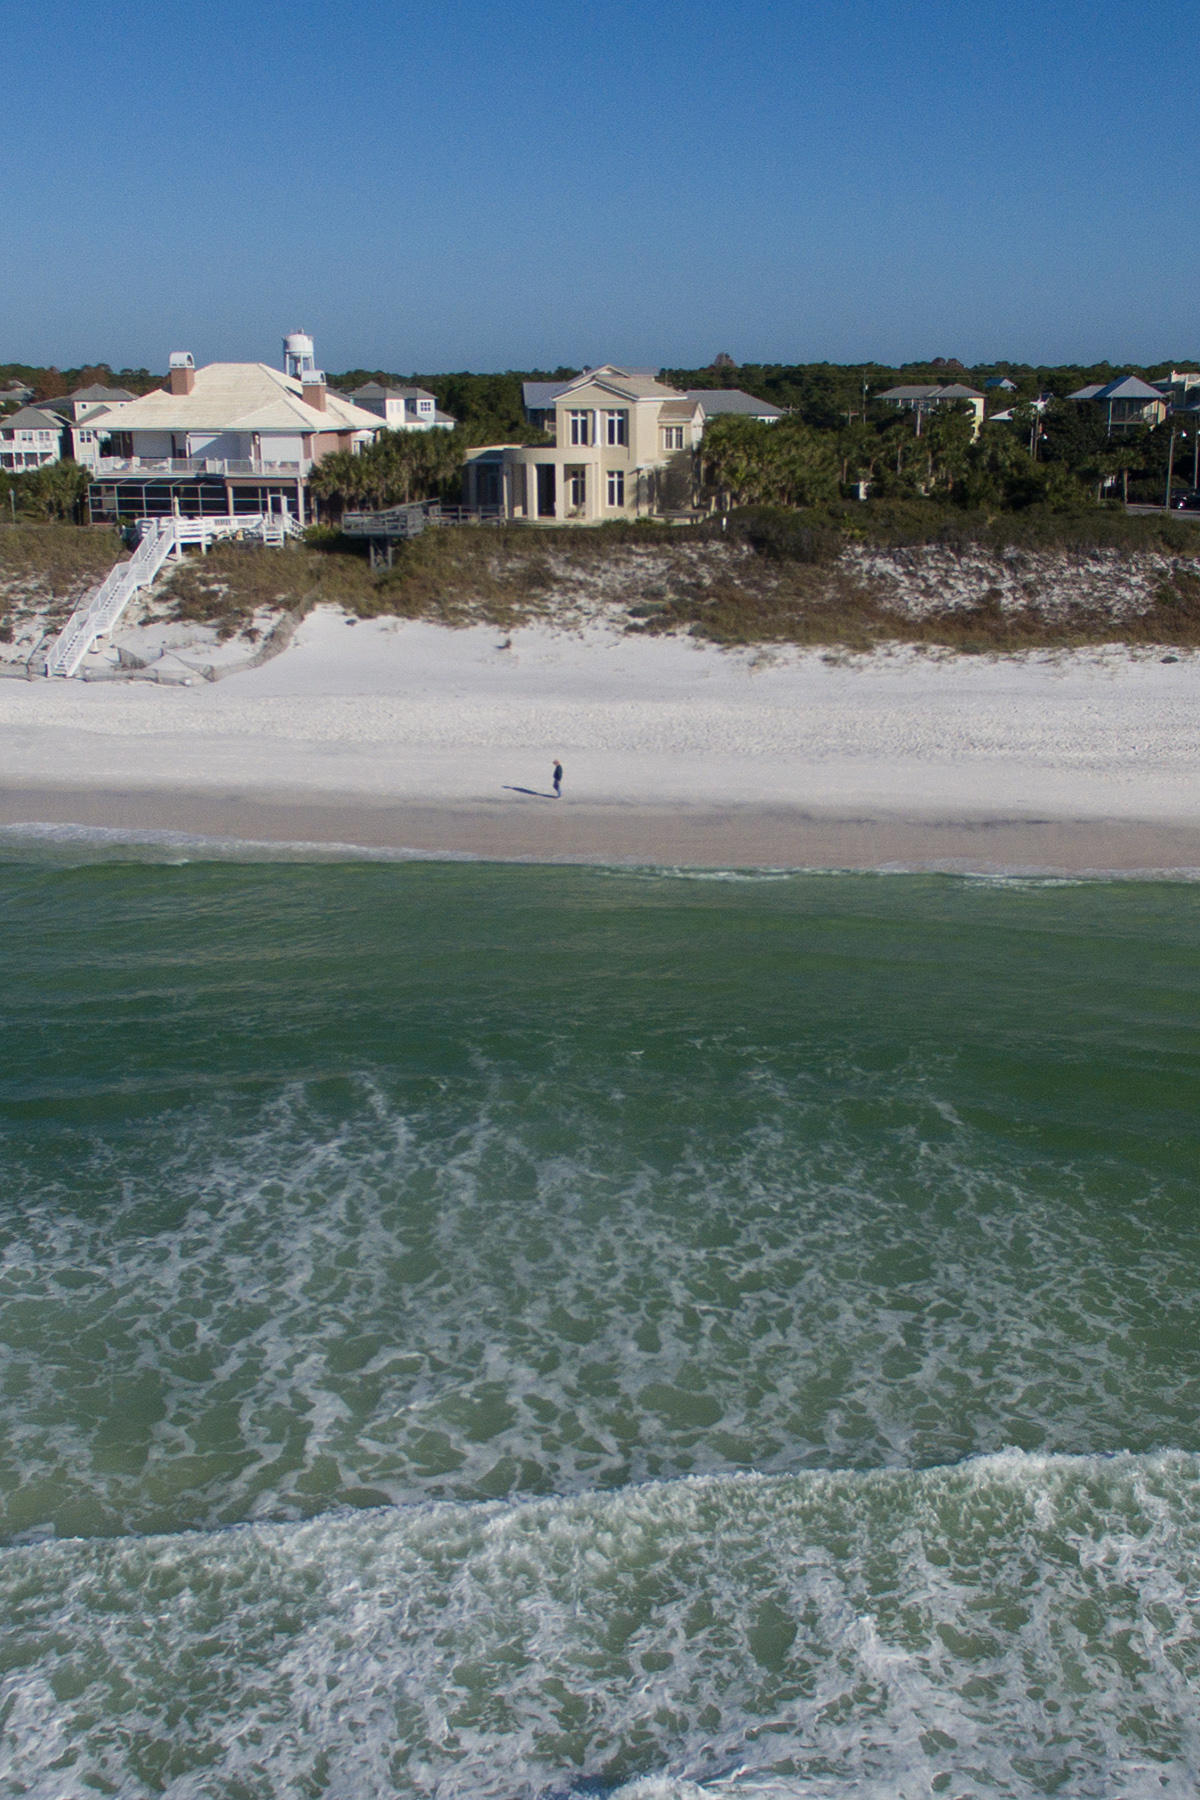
[463,366,704,522]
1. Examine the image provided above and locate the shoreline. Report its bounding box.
[4,783,1200,875]
[1,610,1199,874]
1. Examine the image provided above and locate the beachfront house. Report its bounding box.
[348,383,456,431]
[0,406,65,471]
[464,365,782,523]
[83,335,385,524]
[465,366,703,522]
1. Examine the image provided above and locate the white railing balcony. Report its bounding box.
[94,456,310,478]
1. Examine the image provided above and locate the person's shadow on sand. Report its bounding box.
[503,785,559,799]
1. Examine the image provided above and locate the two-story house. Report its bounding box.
[83,338,384,524]
[0,406,65,471]
[39,385,138,469]
[463,366,706,521]
[1066,376,1168,434]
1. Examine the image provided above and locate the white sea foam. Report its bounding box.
[0,820,479,865]
[2,1455,1199,1798]
[7,824,1199,886]
[2,1055,1197,1549]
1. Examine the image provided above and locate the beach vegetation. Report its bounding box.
[9,507,1200,659]
[700,414,841,509]
[0,522,123,624]
[1,459,93,523]
[161,540,379,638]
[0,520,124,655]
[309,427,469,517]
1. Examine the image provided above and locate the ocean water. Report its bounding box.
[1,838,1198,1798]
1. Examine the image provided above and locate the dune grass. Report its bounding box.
[12,509,1200,654]
[152,518,1200,651]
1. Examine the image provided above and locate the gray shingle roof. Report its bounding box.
[0,406,63,431]
[878,383,983,401]
[523,368,668,413]
[687,389,784,418]
[70,384,136,402]
[1094,376,1164,401]
[1068,377,1164,404]
[522,381,566,410]
[351,382,436,402]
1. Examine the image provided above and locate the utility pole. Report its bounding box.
[1164,426,1178,511]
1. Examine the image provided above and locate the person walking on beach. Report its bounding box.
[552,759,563,799]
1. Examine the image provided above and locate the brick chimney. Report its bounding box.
[168,351,195,396]
[301,370,327,412]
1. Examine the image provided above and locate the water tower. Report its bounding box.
[283,331,317,380]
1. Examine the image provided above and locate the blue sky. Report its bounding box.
[2,0,1194,372]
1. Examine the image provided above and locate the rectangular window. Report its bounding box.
[568,468,586,508]
[607,469,625,507]
[604,409,628,446]
[663,425,684,450]
[569,410,591,446]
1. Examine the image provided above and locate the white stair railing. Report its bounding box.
[46,522,176,678]
[44,512,304,676]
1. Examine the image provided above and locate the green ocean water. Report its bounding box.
[1,837,1198,1797]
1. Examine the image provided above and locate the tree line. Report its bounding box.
[0,362,162,402]
[698,398,1198,514]
[6,352,1200,522]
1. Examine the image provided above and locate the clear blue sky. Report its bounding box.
[2,0,1194,373]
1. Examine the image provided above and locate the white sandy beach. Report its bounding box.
[1,607,1199,870]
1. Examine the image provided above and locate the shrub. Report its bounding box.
[717,505,840,563]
